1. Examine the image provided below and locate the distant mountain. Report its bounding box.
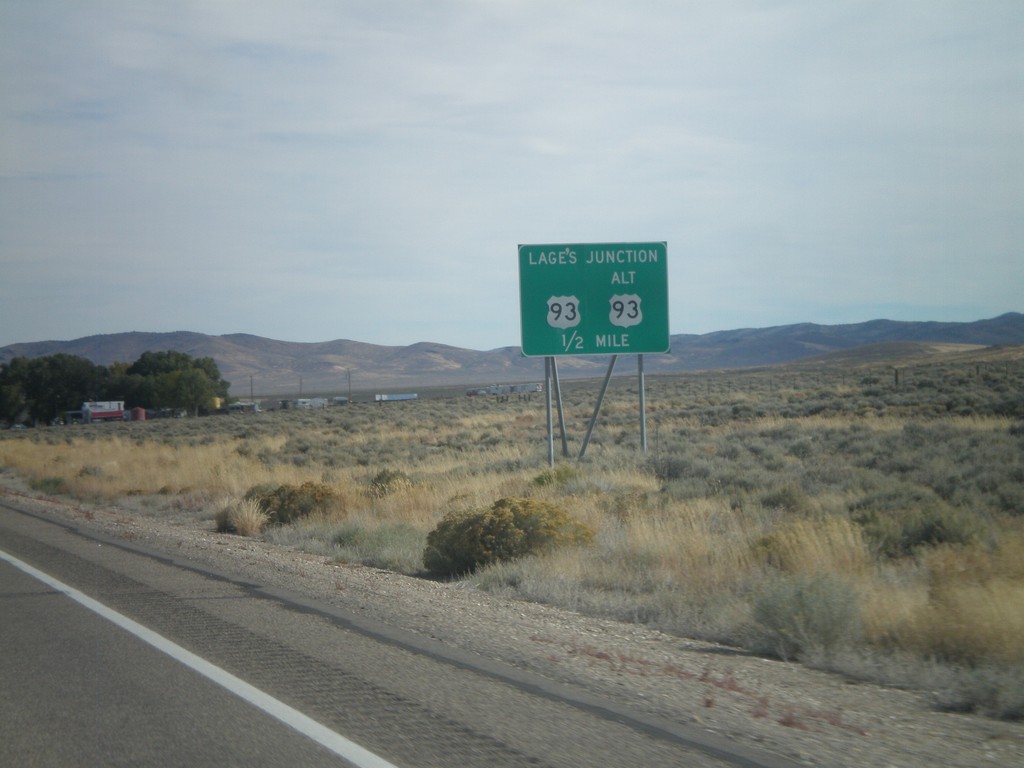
[665,313,1024,369]
[2,313,1021,396]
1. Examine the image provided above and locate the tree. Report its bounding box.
[21,354,101,424]
[127,350,199,378]
[193,356,231,401]
[126,350,229,413]
[157,367,217,416]
[0,358,29,425]
[103,362,151,410]
[0,349,230,423]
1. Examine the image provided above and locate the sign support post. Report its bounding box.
[578,355,617,460]
[544,357,554,467]
[552,357,568,459]
[638,354,647,452]
[544,356,570,466]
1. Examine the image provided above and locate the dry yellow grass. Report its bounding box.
[906,540,1024,664]
[858,536,1024,665]
[909,579,1024,664]
[756,517,871,576]
[619,500,764,587]
[216,497,269,537]
[0,435,300,499]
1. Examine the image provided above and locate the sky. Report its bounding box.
[1,1,1022,351]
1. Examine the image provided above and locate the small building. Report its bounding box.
[81,401,125,423]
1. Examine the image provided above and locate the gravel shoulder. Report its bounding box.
[3,479,1021,768]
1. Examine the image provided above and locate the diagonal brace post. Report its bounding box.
[578,354,617,460]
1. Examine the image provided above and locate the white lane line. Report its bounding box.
[1,548,400,768]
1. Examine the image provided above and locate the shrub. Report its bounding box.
[215,497,269,536]
[532,464,578,487]
[244,481,338,525]
[892,543,1024,667]
[213,505,232,533]
[752,572,863,660]
[787,439,814,459]
[645,454,695,481]
[423,496,595,576]
[331,521,425,573]
[367,468,412,498]
[937,665,1024,720]
[754,517,869,575]
[759,483,812,515]
[29,476,69,496]
[851,497,982,558]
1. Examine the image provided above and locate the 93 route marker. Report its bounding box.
[518,242,669,357]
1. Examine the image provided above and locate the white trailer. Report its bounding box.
[82,401,125,423]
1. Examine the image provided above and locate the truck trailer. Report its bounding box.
[81,401,125,423]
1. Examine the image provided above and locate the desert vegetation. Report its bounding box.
[2,354,1023,718]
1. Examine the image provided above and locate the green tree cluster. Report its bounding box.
[0,350,230,425]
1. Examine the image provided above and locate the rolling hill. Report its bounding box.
[1,313,1022,395]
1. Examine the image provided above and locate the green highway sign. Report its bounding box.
[518,242,669,357]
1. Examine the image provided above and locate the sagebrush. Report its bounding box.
[424,496,594,576]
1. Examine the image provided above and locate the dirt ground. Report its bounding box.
[3,479,1022,768]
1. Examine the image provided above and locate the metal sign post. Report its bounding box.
[638,354,647,452]
[545,357,554,467]
[578,355,617,460]
[552,357,568,459]
[544,356,570,467]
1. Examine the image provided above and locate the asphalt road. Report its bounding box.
[0,503,792,768]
